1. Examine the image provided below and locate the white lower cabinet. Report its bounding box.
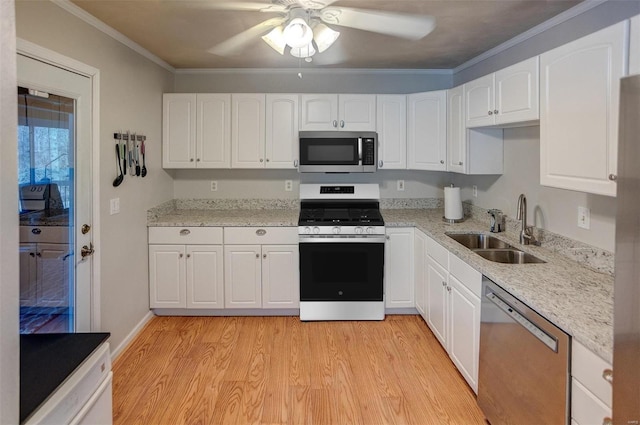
[19,242,71,308]
[385,227,414,308]
[224,245,262,308]
[413,230,428,319]
[571,340,613,425]
[424,234,481,393]
[149,227,224,309]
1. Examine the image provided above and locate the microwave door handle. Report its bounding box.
[358,137,363,162]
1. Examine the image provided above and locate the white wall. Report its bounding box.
[452,126,616,251]
[16,1,175,351]
[0,1,19,422]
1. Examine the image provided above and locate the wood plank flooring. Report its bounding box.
[112,315,485,425]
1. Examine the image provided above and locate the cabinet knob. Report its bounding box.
[179,229,191,236]
[494,110,499,114]
[263,253,267,258]
[293,159,299,167]
[190,158,194,162]
[488,110,493,115]
[260,159,264,163]
[602,369,613,384]
[256,229,267,236]
[379,160,383,168]
[29,252,35,257]
[440,160,444,164]
[447,286,451,292]
[340,120,345,128]
[186,254,191,258]
[32,228,41,235]
[256,253,259,258]
[179,253,184,258]
[608,174,617,181]
[332,120,338,128]
[266,158,269,162]
[36,252,42,257]
[442,281,446,287]
[196,158,200,162]
[458,161,463,165]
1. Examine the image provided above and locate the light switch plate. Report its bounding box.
[110,198,120,215]
[397,180,405,191]
[473,185,478,197]
[578,206,590,229]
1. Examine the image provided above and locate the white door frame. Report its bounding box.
[17,38,101,331]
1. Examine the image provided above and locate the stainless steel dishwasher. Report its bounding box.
[478,277,570,425]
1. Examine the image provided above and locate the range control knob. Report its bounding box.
[332,226,341,234]
[366,227,375,234]
[355,227,364,234]
[303,226,311,234]
[313,226,320,234]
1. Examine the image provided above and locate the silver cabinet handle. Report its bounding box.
[293,159,299,167]
[340,120,345,128]
[494,109,499,114]
[488,110,493,115]
[332,120,338,128]
[256,229,267,236]
[602,369,613,384]
[180,229,191,236]
[608,174,617,181]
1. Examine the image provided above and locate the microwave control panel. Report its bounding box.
[362,138,375,165]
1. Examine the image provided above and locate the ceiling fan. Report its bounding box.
[207,0,436,63]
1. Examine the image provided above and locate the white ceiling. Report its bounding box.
[68,0,584,69]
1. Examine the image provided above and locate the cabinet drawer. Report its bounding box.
[20,226,69,244]
[427,236,449,268]
[224,227,298,245]
[449,254,482,297]
[572,340,612,407]
[571,378,611,425]
[148,227,223,244]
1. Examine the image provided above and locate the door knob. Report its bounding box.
[81,243,95,258]
[81,224,91,234]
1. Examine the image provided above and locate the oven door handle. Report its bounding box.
[299,236,385,244]
[357,137,363,162]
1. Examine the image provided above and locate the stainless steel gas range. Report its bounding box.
[298,183,385,321]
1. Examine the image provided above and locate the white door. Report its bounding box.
[186,245,224,308]
[339,94,376,131]
[231,94,266,168]
[376,94,407,169]
[265,94,298,169]
[465,74,495,127]
[494,57,539,125]
[197,94,231,168]
[413,230,427,320]
[149,245,186,308]
[447,86,466,173]
[384,228,414,308]
[163,93,196,168]
[224,245,262,308]
[261,245,299,308]
[300,94,338,131]
[407,91,447,171]
[426,256,448,346]
[18,54,93,332]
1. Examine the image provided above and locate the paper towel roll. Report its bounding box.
[444,186,463,220]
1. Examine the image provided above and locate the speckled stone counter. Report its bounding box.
[383,208,613,363]
[147,201,613,363]
[19,209,70,226]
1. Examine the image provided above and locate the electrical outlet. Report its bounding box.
[472,185,478,197]
[285,180,293,192]
[210,181,218,192]
[578,206,591,229]
[109,198,120,215]
[397,180,405,191]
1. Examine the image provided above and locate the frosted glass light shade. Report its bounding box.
[262,26,286,55]
[290,43,316,58]
[313,23,340,53]
[283,18,313,48]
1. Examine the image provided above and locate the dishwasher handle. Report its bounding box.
[485,291,558,352]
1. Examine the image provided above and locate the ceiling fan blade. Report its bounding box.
[320,7,436,40]
[208,17,285,56]
[199,2,286,13]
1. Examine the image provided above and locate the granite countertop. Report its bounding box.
[147,204,613,363]
[19,209,70,227]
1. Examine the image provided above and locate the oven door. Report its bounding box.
[299,236,384,302]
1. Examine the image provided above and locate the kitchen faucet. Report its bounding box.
[516,194,538,245]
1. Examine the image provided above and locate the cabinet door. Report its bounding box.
[448,274,481,393]
[37,243,70,307]
[426,256,448,347]
[414,230,427,320]
[266,94,298,169]
[384,228,414,308]
[232,94,266,168]
[407,91,447,171]
[495,57,539,125]
[163,93,196,168]
[339,94,376,131]
[631,14,640,76]
[186,245,224,309]
[540,22,626,197]
[149,245,186,308]
[447,85,466,173]
[197,94,231,168]
[224,245,262,308]
[300,94,338,131]
[465,74,495,127]
[19,243,38,306]
[262,245,299,309]
[376,94,407,169]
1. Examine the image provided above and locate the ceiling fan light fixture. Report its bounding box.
[262,26,286,55]
[312,22,339,53]
[283,17,313,48]
[290,42,316,59]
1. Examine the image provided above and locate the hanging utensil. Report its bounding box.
[135,135,141,176]
[113,143,124,187]
[141,136,147,177]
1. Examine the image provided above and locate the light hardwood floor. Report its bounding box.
[112,315,486,425]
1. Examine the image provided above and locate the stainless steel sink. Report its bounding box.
[446,233,513,250]
[473,249,546,264]
[446,232,546,264]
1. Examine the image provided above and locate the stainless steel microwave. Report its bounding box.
[298,131,377,173]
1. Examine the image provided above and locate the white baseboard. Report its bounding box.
[110,310,155,362]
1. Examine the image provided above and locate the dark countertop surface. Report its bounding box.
[20,332,110,423]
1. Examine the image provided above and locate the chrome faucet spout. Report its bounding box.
[517,194,537,245]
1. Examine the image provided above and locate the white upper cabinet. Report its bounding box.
[300,94,375,131]
[231,93,266,168]
[447,86,466,173]
[630,14,640,75]
[407,90,447,171]
[265,94,299,169]
[376,94,407,169]
[465,57,539,128]
[540,21,627,197]
[163,93,231,168]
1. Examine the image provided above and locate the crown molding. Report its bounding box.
[51,0,175,73]
[174,67,453,75]
[453,0,608,74]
